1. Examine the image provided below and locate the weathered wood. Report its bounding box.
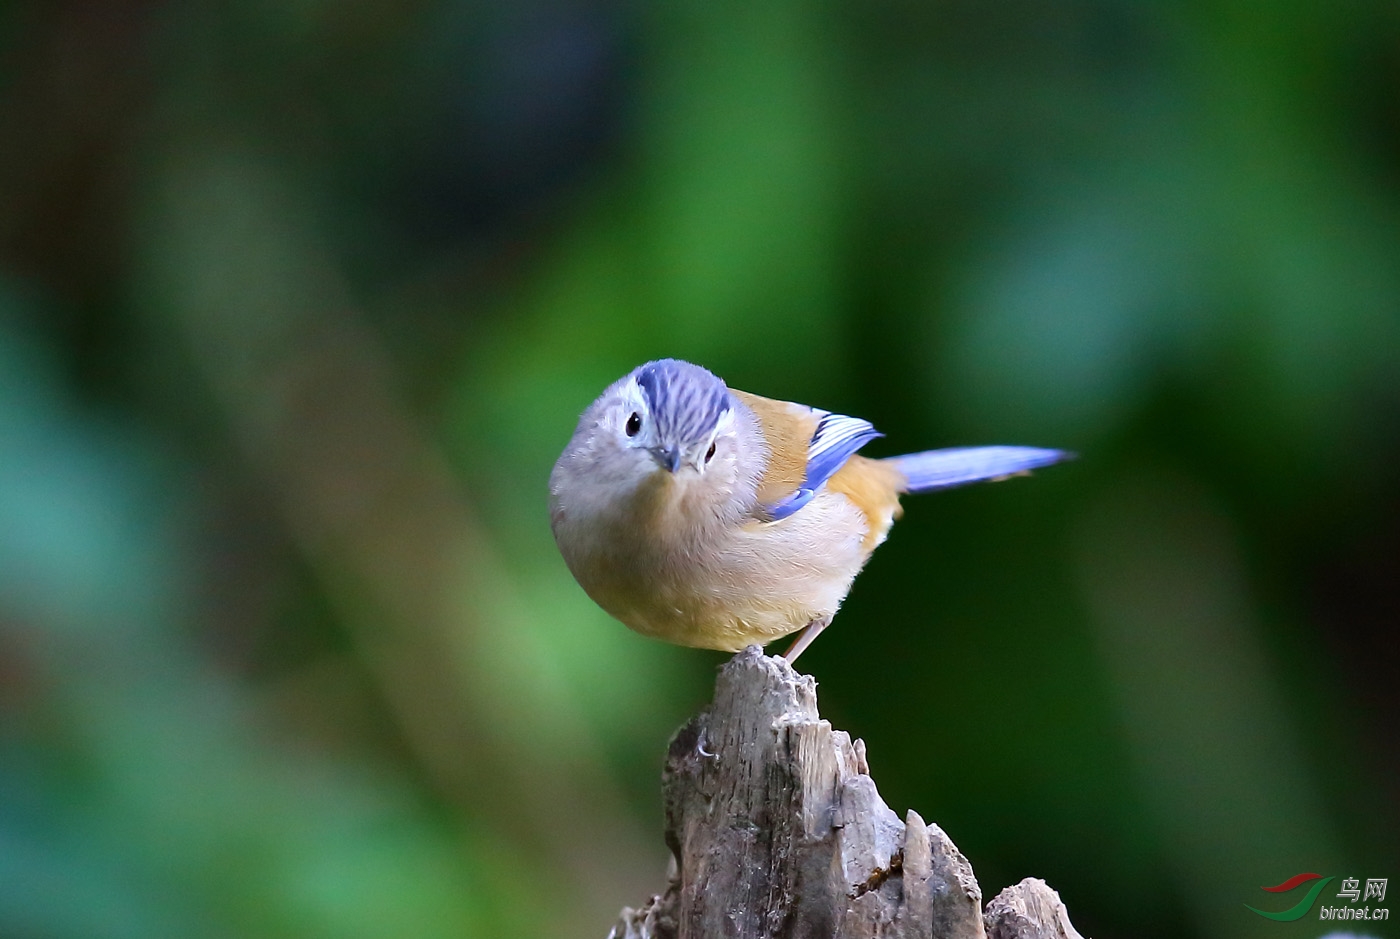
[984,879,1084,939]
[608,647,1088,939]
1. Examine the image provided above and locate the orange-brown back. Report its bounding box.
[732,388,906,552]
[730,389,817,506]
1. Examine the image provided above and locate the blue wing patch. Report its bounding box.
[766,411,882,521]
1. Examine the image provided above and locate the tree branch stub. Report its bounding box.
[609,647,1087,939]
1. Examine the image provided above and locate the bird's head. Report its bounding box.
[610,358,736,477]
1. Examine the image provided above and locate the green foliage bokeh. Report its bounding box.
[1,2,1397,937]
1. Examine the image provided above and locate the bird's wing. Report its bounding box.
[731,389,882,521]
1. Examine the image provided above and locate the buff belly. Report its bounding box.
[569,489,874,652]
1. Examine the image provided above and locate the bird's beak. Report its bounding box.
[654,445,682,473]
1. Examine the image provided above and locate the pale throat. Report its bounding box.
[611,461,730,544]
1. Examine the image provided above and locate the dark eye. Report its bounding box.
[705,441,717,463]
[625,412,642,437]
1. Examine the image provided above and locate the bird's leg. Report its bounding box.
[782,616,831,665]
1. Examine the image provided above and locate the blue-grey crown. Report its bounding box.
[635,359,731,443]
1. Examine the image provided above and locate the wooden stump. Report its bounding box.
[608,647,1086,939]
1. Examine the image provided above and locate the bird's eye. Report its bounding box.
[625,412,642,437]
[705,441,717,463]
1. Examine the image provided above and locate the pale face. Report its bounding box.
[550,359,753,531]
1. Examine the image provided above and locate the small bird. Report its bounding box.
[549,359,1068,662]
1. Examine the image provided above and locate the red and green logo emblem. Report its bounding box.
[1245,873,1335,921]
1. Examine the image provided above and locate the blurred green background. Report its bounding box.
[2,1,1397,937]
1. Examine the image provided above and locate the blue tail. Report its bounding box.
[885,446,1071,493]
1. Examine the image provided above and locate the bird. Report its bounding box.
[548,359,1069,663]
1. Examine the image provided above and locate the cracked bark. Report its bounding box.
[608,647,1087,939]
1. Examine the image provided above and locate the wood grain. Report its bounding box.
[608,648,1087,939]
